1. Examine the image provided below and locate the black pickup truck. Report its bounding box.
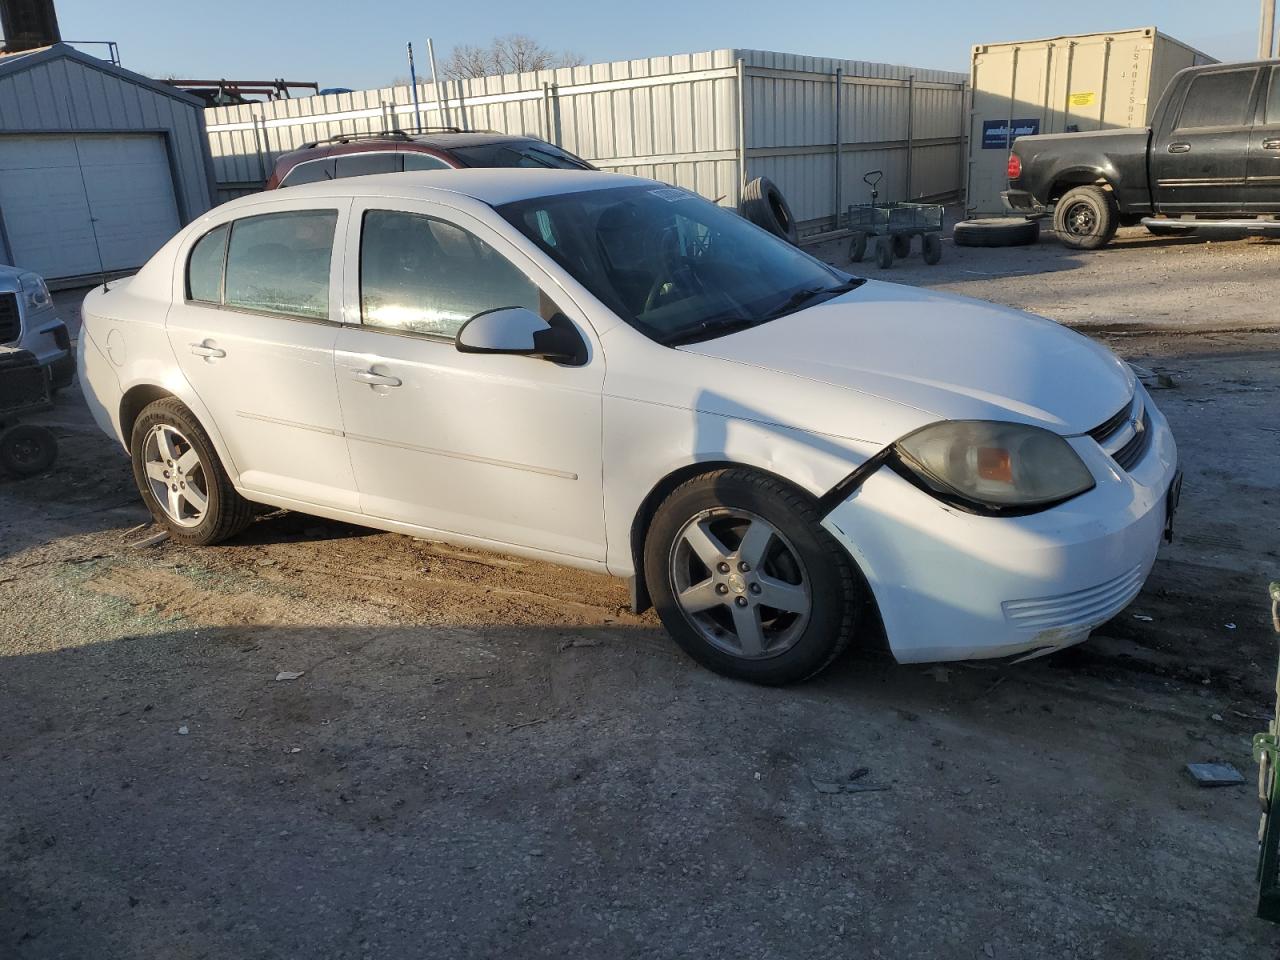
[1003,59,1280,249]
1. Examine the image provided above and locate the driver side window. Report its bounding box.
[359,209,551,339]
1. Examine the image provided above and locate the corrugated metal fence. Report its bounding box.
[204,48,966,235]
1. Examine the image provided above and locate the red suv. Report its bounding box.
[265,128,595,189]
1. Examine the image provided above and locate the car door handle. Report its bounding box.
[1167,142,1191,154]
[1263,138,1280,150]
[349,368,402,387]
[189,341,226,359]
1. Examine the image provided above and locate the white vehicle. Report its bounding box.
[78,170,1179,684]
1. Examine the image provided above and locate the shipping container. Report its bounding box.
[202,49,967,236]
[966,27,1216,215]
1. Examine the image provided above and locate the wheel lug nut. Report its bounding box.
[734,597,749,607]
[715,583,729,595]
[749,583,761,594]
[738,562,750,572]
[717,562,730,574]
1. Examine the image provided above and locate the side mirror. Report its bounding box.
[455,307,586,365]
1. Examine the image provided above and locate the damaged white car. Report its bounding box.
[78,170,1179,684]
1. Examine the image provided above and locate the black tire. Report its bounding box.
[1052,186,1118,250]
[740,177,799,245]
[129,397,254,545]
[848,232,867,263]
[0,424,58,476]
[922,232,942,264]
[643,468,861,685]
[892,234,912,259]
[952,217,1040,247]
[875,236,894,268]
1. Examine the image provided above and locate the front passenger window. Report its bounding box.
[359,209,549,339]
[224,210,338,320]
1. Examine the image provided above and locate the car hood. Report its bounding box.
[679,280,1134,436]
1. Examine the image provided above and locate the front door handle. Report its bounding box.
[349,368,402,387]
[1167,142,1191,154]
[189,341,226,359]
[1263,138,1280,150]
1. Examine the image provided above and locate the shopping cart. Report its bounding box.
[845,170,945,268]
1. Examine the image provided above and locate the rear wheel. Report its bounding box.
[848,232,867,263]
[643,469,860,685]
[922,232,942,264]
[1053,185,1118,250]
[129,398,254,545]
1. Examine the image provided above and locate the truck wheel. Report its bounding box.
[0,424,58,476]
[953,218,1040,247]
[1053,186,1118,250]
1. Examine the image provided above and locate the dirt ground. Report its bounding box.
[3,225,1280,959]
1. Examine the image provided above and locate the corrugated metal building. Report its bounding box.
[0,43,216,282]
[967,27,1216,214]
[204,49,967,235]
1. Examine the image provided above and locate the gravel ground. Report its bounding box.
[3,226,1280,959]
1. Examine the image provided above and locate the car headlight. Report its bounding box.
[18,273,50,310]
[893,420,1095,511]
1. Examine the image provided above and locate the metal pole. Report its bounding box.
[1262,0,1277,59]
[736,58,747,200]
[833,68,842,229]
[427,37,448,128]
[407,42,422,132]
[905,75,915,200]
[542,82,551,141]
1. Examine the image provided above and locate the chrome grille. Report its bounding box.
[0,293,19,344]
[1087,392,1150,472]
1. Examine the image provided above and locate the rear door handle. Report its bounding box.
[189,341,226,359]
[1263,138,1280,150]
[1167,142,1191,154]
[349,368,402,387]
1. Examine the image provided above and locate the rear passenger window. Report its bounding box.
[402,153,451,171]
[224,210,337,320]
[335,153,398,178]
[279,158,334,187]
[1177,70,1256,129]
[1266,68,1280,125]
[187,223,228,303]
[359,209,548,339]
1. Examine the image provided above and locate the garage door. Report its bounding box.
[0,133,182,280]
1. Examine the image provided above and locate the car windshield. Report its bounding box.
[497,185,860,344]
[451,142,592,170]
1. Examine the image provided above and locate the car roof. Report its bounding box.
[290,131,557,155]
[253,168,651,207]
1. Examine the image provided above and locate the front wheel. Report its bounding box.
[643,469,861,684]
[129,397,254,545]
[1053,185,1118,250]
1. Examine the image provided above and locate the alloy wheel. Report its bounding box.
[668,508,812,659]
[142,424,209,527]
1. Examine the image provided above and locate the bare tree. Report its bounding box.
[442,35,582,81]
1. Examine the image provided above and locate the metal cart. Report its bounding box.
[846,170,945,269]
[0,347,59,477]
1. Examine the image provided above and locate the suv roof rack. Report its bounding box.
[302,126,467,148]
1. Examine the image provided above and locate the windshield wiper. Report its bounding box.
[659,313,760,346]
[764,278,864,320]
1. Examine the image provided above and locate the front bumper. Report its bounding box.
[821,398,1178,663]
[1001,189,1047,218]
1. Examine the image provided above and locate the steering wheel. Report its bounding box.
[642,226,704,313]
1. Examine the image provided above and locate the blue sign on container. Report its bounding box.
[982,118,1041,149]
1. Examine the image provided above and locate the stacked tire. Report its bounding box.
[740,177,799,245]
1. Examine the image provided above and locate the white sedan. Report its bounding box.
[78,170,1179,684]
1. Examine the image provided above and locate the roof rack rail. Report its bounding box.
[302,126,468,148]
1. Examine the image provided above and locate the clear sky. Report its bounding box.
[47,0,1262,90]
